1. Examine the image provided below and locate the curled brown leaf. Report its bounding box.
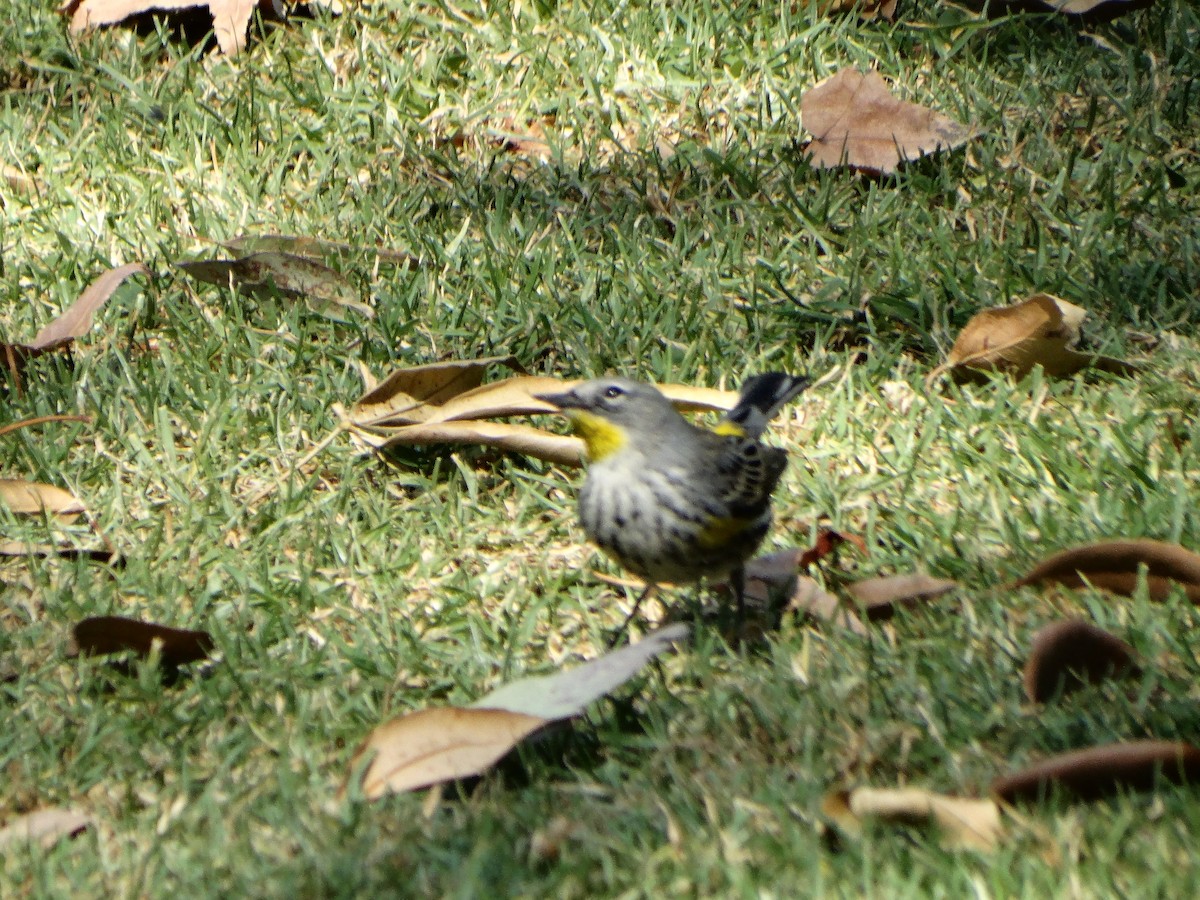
[1011,539,1200,602]
[992,741,1200,803]
[1023,619,1138,703]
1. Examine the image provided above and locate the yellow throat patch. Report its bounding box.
[566,411,628,462]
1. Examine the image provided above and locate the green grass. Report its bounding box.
[3,0,1200,894]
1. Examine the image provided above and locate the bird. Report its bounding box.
[535,372,810,630]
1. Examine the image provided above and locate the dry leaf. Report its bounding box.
[3,263,149,391]
[802,69,973,174]
[1023,619,1138,703]
[350,362,742,466]
[68,616,215,667]
[846,573,957,621]
[799,528,867,567]
[372,420,584,467]
[0,808,93,851]
[992,741,1200,803]
[1036,0,1140,12]
[0,479,87,522]
[819,0,898,19]
[61,0,268,55]
[0,541,119,564]
[471,623,688,719]
[223,234,419,269]
[178,252,372,319]
[1010,539,1200,602]
[934,294,1136,381]
[352,707,548,799]
[352,358,528,427]
[823,787,1004,852]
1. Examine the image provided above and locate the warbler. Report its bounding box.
[536,372,810,625]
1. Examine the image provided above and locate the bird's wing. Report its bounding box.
[711,437,789,518]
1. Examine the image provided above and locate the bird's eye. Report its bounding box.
[603,386,625,399]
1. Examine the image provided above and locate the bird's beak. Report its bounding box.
[533,388,585,411]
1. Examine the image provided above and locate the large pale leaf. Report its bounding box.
[61,0,266,55]
[352,357,526,427]
[802,69,973,174]
[224,234,419,269]
[352,707,548,799]
[935,294,1135,381]
[0,479,86,522]
[471,623,689,719]
[846,573,957,621]
[30,263,150,351]
[0,808,93,851]
[373,420,585,467]
[823,787,1004,852]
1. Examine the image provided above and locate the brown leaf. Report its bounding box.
[69,616,214,667]
[1023,619,1138,703]
[0,414,91,439]
[936,294,1136,381]
[3,263,149,391]
[0,479,87,522]
[802,69,973,174]
[373,420,585,467]
[351,360,531,428]
[819,0,898,18]
[992,741,1200,803]
[846,573,957,621]
[0,807,93,851]
[178,252,372,318]
[1010,539,1200,602]
[223,234,419,269]
[61,0,264,55]
[30,263,150,351]
[823,787,1004,852]
[351,707,547,800]
[786,575,867,635]
[0,540,120,564]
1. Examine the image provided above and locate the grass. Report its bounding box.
[3,0,1200,894]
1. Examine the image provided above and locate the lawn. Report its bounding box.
[3,0,1200,895]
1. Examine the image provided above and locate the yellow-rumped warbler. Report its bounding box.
[536,373,810,625]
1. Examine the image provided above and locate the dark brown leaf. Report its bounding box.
[992,741,1200,803]
[1023,619,1138,703]
[69,616,214,667]
[1011,539,1200,602]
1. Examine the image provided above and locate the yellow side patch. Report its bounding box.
[697,515,754,548]
[712,421,747,438]
[566,411,628,462]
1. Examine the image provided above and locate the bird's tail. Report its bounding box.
[715,372,810,438]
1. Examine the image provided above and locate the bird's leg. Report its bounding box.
[609,584,656,647]
[731,565,747,620]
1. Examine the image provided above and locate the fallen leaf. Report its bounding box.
[60,0,270,55]
[0,479,87,522]
[0,808,93,851]
[823,787,1004,852]
[0,414,91,439]
[933,294,1136,381]
[1010,539,1200,603]
[223,234,419,269]
[1034,0,1141,12]
[846,573,958,621]
[352,707,548,799]
[178,252,372,319]
[802,69,973,174]
[786,575,867,635]
[820,0,898,18]
[68,616,214,667]
[370,420,585,467]
[471,623,689,719]
[1023,619,1138,703]
[350,363,742,466]
[350,627,687,798]
[2,263,149,391]
[352,357,527,427]
[0,541,120,564]
[992,741,1200,803]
